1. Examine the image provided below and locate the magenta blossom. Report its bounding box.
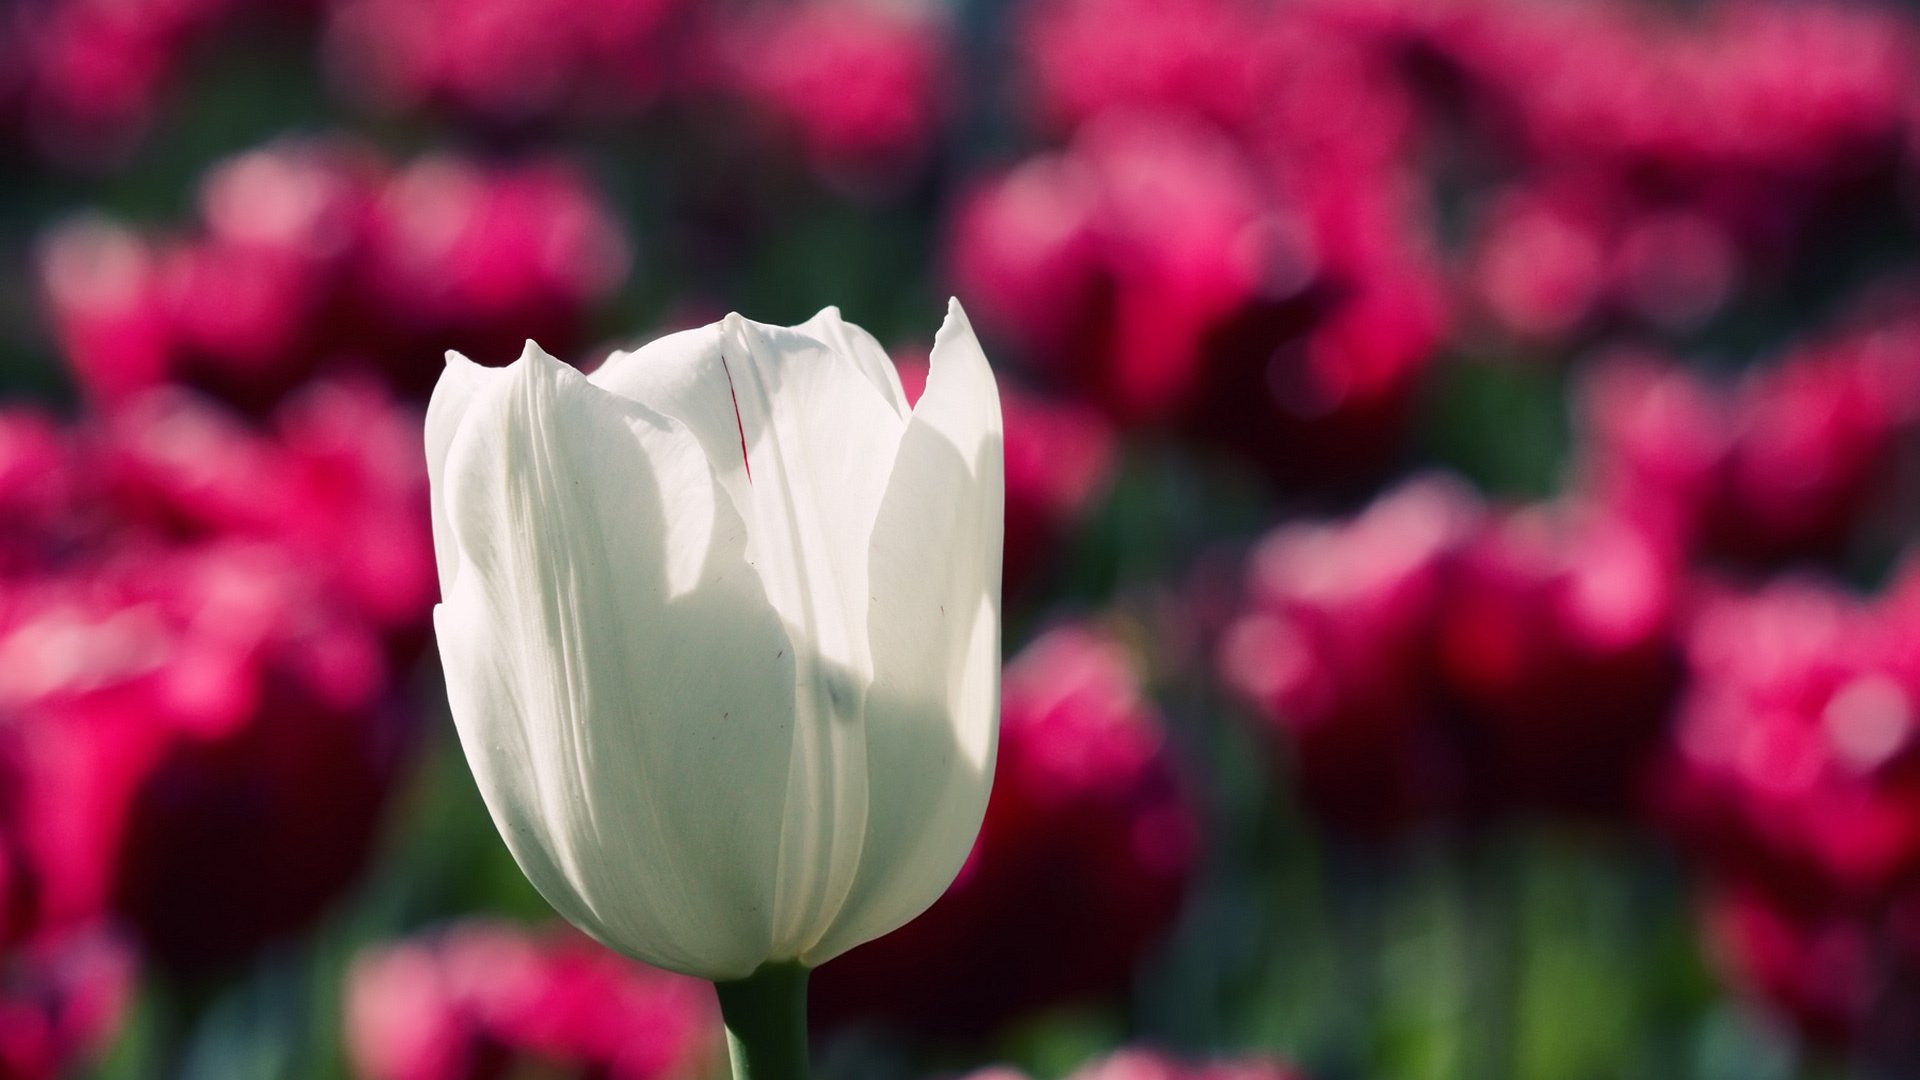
[711,1,950,187]
[324,0,693,123]
[812,624,1197,1038]
[0,384,432,976]
[345,922,719,1080]
[40,137,628,413]
[1223,475,1685,833]
[1574,312,1920,571]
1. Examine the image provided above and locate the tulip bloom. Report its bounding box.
[425,302,1003,996]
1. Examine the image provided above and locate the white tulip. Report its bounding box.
[426,300,1003,982]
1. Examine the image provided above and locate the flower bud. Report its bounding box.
[428,301,1004,980]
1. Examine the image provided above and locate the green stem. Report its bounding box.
[714,962,812,1080]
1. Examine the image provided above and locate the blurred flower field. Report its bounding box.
[3,0,1920,1077]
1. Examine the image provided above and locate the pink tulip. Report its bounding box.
[345,922,719,1080]
[813,624,1196,1037]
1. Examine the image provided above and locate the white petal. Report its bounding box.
[804,298,1004,965]
[425,349,507,598]
[792,306,911,418]
[716,313,913,957]
[584,311,934,959]
[591,324,745,499]
[434,343,800,980]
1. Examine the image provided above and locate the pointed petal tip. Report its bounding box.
[930,298,992,378]
[432,350,497,405]
[503,341,579,390]
[935,298,983,354]
[918,296,1002,444]
[943,296,973,329]
[718,312,754,351]
[721,311,781,360]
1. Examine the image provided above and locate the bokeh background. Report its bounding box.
[3,0,1920,1077]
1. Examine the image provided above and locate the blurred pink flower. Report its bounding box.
[1435,500,1684,816]
[812,624,1197,1038]
[1467,181,1740,342]
[971,0,1461,484]
[1021,0,1421,167]
[1221,476,1479,835]
[4,536,411,976]
[1659,559,1920,1055]
[107,551,406,974]
[355,153,630,393]
[1659,577,1920,910]
[1470,184,1612,343]
[1021,0,1257,134]
[1329,0,1916,230]
[0,383,432,977]
[0,414,75,578]
[0,930,135,1080]
[712,1,949,185]
[951,110,1281,425]
[1019,0,1920,372]
[1706,887,1875,1050]
[1574,312,1920,570]
[1223,475,1685,833]
[39,137,628,413]
[345,922,718,1080]
[950,107,1437,485]
[0,0,240,168]
[1519,2,1915,184]
[96,379,436,653]
[324,0,690,122]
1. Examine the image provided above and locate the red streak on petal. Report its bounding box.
[720,353,752,483]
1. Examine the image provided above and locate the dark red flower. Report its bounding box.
[812,624,1197,1038]
[1223,476,1685,832]
[1434,500,1685,817]
[0,384,433,978]
[1574,314,1920,571]
[1221,476,1478,835]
